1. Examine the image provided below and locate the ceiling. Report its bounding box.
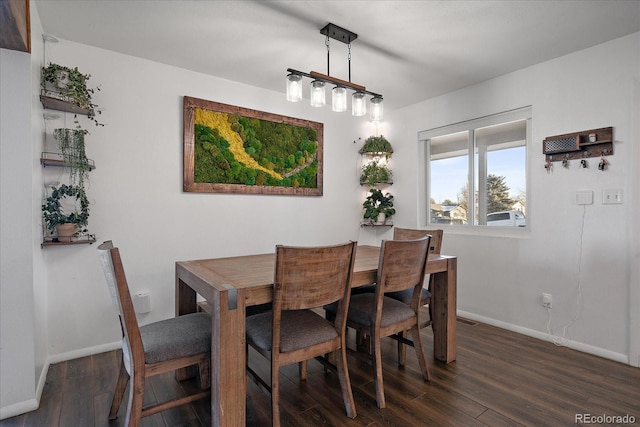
[34,0,640,113]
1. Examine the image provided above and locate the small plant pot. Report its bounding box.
[375,213,386,225]
[55,223,78,242]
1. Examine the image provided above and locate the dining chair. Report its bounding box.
[351,228,443,363]
[388,228,443,363]
[97,241,212,426]
[325,236,431,408]
[245,241,358,427]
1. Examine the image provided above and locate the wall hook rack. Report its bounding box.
[543,126,613,163]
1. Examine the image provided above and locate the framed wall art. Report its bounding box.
[183,96,323,196]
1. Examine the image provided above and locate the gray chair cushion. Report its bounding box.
[386,288,431,305]
[326,294,415,329]
[350,284,430,304]
[246,310,339,353]
[140,312,211,364]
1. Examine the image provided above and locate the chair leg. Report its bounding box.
[410,324,431,382]
[125,371,145,427]
[299,361,307,380]
[371,330,386,409]
[336,343,357,418]
[198,359,211,390]
[109,358,130,420]
[397,330,407,366]
[271,364,281,427]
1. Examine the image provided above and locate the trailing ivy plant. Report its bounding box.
[41,63,104,126]
[54,128,90,188]
[42,184,90,234]
[360,160,393,186]
[363,189,395,223]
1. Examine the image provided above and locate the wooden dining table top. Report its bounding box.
[176,245,455,306]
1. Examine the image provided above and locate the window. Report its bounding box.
[419,107,530,228]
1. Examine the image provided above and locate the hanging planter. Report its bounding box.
[359,135,393,159]
[42,184,90,239]
[41,63,103,126]
[360,160,393,186]
[53,128,90,188]
[362,189,395,224]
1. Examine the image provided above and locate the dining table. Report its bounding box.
[175,244,457,426]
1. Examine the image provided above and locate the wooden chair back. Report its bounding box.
[375,236,431,298]
[97,241,143,374]
[393,227,443,254]
[274,242,357,312]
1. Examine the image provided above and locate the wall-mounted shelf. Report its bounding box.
[360,221,393,228]
[360,181,393,186]
[40,152,96,170]
[41,234,96,248]
[543,126,613,162]
[40,94,92,115]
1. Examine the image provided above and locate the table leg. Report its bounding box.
[431,258,457,363]
[175,277,199,381]
[210,286,246,426]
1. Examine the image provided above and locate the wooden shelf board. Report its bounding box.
[40,95,91,115]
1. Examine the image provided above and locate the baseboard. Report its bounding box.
[0,341,122,421]
[457,310,630,365]
[0,398,39,421]
[46,340,121,365]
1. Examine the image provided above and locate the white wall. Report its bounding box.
[0,48,38,417]
[387,32,640,363]
[2,7,638,418]
[38,38,377,360]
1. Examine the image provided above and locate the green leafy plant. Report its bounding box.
[359,135,393,158]
[42,184,90,234]
[54,128,91,188]
[41,63,103,126]
[363,189,396,223]
[360,160,392,186]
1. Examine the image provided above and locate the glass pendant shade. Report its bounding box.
[370,96,384,122]
[286,74,303,102]
[310,80,326,107]
[332,86,347,112]
[352,92,367,116]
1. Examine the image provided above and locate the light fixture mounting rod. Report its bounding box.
[287,68,381,98]
[320,23,357,44]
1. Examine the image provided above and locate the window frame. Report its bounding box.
[418,107,532,231]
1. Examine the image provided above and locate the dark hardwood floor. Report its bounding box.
[2,319,638,426]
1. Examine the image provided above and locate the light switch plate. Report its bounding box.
[603,189,623,204]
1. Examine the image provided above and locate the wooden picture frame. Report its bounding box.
[183,96,323,196]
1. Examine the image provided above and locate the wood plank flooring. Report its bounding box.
[2,319,638,426]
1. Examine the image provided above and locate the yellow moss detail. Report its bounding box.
[194,108,282,180]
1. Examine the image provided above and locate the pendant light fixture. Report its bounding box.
[310,80,326,107]
[286,23,383,121]
[370,96,384,122]
[286,73,302,102]
[352,91,367,116]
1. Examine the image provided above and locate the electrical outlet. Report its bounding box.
[542,293,552,308]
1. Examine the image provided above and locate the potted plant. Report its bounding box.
[359,135,393,159]
[360,160,392,187]
[42,184,90,242]
[41,63,103,126]
[53,128,91,187]
[363,189,396,224]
